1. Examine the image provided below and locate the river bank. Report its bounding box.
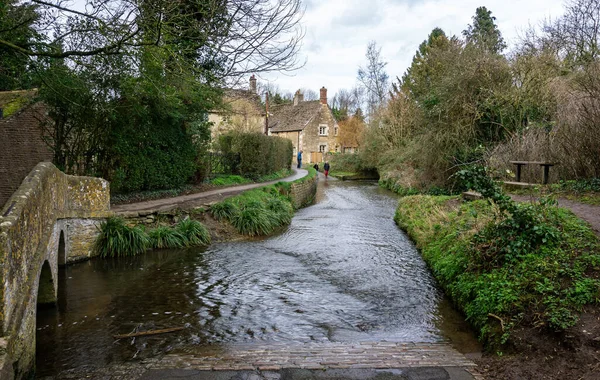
[394,194,600,379]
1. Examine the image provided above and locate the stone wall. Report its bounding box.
[0,162,110,379]
[0,103,53,208]
[289,170,318,209]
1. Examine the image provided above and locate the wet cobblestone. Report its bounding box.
[41,342,485,379]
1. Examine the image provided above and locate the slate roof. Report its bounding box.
[269,100,322,132]
[212,89,264,116]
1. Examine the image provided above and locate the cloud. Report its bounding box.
[263,0,566,98]
[332,2,381,28]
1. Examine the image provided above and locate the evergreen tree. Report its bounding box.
[401,28,453,105]
[462,7,506,54]
[0,0,39,90]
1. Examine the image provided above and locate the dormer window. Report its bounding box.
[319,124,328,136]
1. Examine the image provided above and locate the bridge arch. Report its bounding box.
[36,261,56,306]
[0,163,111,379]
[58,231,66,267]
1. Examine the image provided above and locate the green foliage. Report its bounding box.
[148,226,186,249]
[379,177,455,196]
[95,217,211,257]
[210,175,251,186]
[210,200,240,221]
[554,178,600,193]
[328,153,376,175]
[216,132,293,179]
[176,219,211,246]
[94,217,150,257]
[210,185,294,236]
[455,165,561,267]
[396,195,600,346]
[462,6,506,54]
[0,1,39,90]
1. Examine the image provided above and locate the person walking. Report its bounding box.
[313,163,319,172]
[297,150,303,168]
[324,161,330,178]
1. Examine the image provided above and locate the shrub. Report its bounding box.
[94,217,150,257]
[216,132,293,179]
[176,219,211,246]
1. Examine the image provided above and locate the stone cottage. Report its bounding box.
[208,75,265,141]
[268,87,340,165]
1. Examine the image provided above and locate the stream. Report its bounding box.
[36,180,479,377]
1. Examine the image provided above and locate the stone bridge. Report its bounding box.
[0,163,111,379]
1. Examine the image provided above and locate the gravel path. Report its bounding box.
[511,194,600,236]
[112,169,309,214]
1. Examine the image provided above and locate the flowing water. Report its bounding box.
[36,180,479,377]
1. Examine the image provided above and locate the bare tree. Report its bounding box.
[357,41,389,119]
[299,88,318,100]
[0,0,305,81]
[331,87,362,115]
[542,0,600,64]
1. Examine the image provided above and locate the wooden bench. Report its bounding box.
[509,161,556,185]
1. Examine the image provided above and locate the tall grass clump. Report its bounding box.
[211,186,295,236]
[210,200,239,221]
[95,217,150,257]
[176,219,211,246]
[265,196,294,225]
[231,204,274,236]
[148,226,186,249]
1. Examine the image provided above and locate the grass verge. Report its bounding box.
[395,194,600,348]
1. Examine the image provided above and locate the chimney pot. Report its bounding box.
[249,75,257,93]
[320,87,327,105]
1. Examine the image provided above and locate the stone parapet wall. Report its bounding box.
[289,170,318,209]
[0,162,110,378]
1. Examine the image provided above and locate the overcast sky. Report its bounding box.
[260,0,566,99]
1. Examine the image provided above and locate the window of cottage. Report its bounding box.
[319,125,328,136]
[319,144,327,153]
[334,127,338,136]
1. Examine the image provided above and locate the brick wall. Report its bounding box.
[0,103,53,208]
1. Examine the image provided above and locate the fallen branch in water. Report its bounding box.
[113,327,185,339]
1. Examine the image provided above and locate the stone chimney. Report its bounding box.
[293,90,304,106]
[249,75,257,93]
[320,86,327,105]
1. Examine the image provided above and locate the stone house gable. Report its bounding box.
[208,76,265,140]
[268,87,340,164]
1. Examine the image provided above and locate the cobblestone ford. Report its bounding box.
[47,342,484,380]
